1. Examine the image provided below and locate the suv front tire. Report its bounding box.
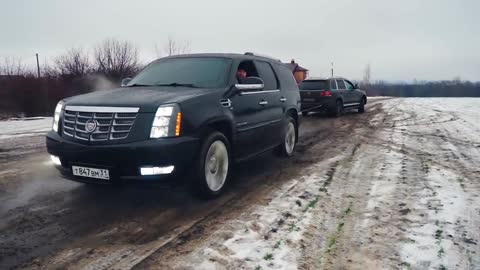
[358,97,365,113]
[194,131,231,198]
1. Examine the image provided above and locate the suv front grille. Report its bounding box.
[62,106,139,142]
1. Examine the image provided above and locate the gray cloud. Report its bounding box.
[1,0,479,81]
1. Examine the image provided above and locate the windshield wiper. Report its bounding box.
[155,83,202,88]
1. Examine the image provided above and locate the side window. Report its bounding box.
[275,64,299,91]
[344,80,354,90]
[255,61,278,90]
[336,79,346,89]
[330,80,338,90]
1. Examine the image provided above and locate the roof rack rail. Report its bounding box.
[306,76,327,80]
[244,52,281,62]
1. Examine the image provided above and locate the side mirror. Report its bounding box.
[121,78,132,87]
[354,83,359,89]
[235,77,264,92]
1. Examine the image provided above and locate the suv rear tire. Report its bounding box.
[193,131,231,199]
[275,117,297,157]
[330,100,344,117]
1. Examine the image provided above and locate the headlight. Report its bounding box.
[150,104,182,138]
[52,101,64,132]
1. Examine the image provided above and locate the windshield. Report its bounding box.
[299,80,329,90]
[128,57,232,88]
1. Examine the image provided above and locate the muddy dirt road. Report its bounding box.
[1,98,479,270]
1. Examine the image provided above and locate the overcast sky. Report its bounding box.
[1,0,479,81]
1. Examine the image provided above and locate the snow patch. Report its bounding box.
[0,117,52,140]
[401,165,479,269]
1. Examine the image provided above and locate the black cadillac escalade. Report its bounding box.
[46,53,301,197]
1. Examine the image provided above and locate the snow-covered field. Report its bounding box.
[0,117,52,140]
[158,98,480,269]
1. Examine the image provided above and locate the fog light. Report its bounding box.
[50,155,61,166]
[140,166,174,176]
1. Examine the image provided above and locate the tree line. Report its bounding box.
[0,37,189,118]
[360,64,480,97]
[362,80,480,97]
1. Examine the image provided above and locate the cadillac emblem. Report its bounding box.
[85,119,98,133]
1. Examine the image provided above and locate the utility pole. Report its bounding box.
[331,62,334,77]
[36,53,48,112]
[35,53,41,78]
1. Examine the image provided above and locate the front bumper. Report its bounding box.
[46,131,200,185]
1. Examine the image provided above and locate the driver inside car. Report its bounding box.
[236,68,247,83]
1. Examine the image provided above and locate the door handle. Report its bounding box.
[259,100,268,106]
[280,97,287,102]
[219,98,232,108]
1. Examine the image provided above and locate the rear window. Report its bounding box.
[275,64,299,90]
[255,61,278,90]
[299,80,329,90]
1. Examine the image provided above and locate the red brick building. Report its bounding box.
[285,59,308,84]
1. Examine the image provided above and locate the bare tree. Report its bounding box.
[93,38,139,81]
[362,64,371,86]
[50,48,91,77]
[155,36,191,57]
[0,57,28,76]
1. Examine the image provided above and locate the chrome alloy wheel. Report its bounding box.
[204,140,229,192]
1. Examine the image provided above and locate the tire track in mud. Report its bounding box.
[312,100,429,268]
[297,144,364,270]
[312,143,401,269]
[371,132,478,187]
[362,123,433,268]
[133,142,353,268]
[365,100,478,184]
[297,101,403,268]
[133,101,389,269]
[411,114,480,269]
[398,134,478,267]
[391,129,480,148]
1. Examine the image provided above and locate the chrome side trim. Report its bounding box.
[236,122,248,127]
[65,106,139,113]
[240,89,280,95]
[235,84,264,90]
[237,118,282,133]
[299,89,327,92]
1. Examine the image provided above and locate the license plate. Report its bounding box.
[72,166,110,180]
[303,98,316,102]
